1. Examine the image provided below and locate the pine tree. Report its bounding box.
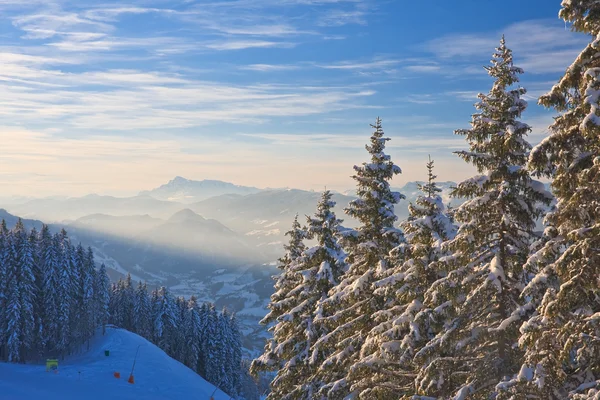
[414,38,552,399]
[350,157,457,398]
[314,118,404,399]
[197,302,210,378]
[0,220,9,360]
[122,274,136,331]
[498,4,600,398]
[56,232,72,355]
[109,280,123,328]
[29,227,44,358]
[39,225,59,354]
[251,215,307,385]
[290,190,348,399]
[183,296,203,372]
[67,241,84,349]
[5,220,36,362]
[80,247,95,347]
[205,304,227,389]
[228,312,244,397]
[94,264,110,335]
[218,309,235,397]
[151,286,177,354]
[133,281,152,339]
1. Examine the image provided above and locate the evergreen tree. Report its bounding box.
[5,220,36,362]
[414,38,552,399]
[314,118,404,399]
[39,225,59,354]
[29,227,44,358]
[205,304,227,389]
[218,309,235,397]
[499,4,600,398]
[94,263,110,335]
[133,281,152,339]
[122,274,136,331]
[183,296,202,372]
[251,215,307,383]
[350,157,457,398]
[228,313,244,397]
[0,220,9,360]
[291,190,348,399]
[197,302,210,377]
[81,247,96,347]
[55,232,72,355]
[109,280,124,328]
[151,286,177,354]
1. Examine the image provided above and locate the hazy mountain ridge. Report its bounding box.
[140,176,263,203]
[0,178,483,354]
[4,194,185,223]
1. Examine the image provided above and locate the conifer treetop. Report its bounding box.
[345,117,404,247]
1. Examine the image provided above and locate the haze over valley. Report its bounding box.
[0,176,463,353]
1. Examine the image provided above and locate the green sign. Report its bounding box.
[46,359,58,372]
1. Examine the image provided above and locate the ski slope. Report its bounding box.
[0,326,232,400]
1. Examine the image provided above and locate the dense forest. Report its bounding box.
[252,4,600,399]
[0,221,257,399]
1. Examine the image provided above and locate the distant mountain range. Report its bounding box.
[139,176,263,203]
[0,177,497,355]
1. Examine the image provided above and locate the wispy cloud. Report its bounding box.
[240,64,302,72]
[404,64,441,73]
[205,40,296,51]
[422,19,588,75]
[319,58,398,70]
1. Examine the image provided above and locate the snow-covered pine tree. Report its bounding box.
[80,247,95,348]
[133,281,152,339]
[228,312,244,397]
[313,118,404,399]
[151,286,177,354]
[349,157,457,398]
[38,225,58,355]
[205,303,227,389]
[55,232,72,355]
[29,227,45,358]
[109,279,124,328]
[197,302,210,378]
[219,309,236,397]
[124,274,136,332]
[0,221,8,360]
[498,4,600,398]
[5,220,36,362]
[94,263,110,335]
[183,296,202,372]
[172,296,189,361]
[413,38,553,399]
[251,215,307,385]
[277,190,348,399]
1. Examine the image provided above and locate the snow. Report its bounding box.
[0,326,232,400]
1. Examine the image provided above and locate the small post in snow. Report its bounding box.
[128,344,143,384]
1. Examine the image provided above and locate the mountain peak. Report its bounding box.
[168,208,206,223]
[169,176,190,185]
[140,178,263,204]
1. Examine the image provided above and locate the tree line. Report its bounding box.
[108,274,259,399]
[251,4,600,399]
[0,222,107,363]
[0,221,258,399]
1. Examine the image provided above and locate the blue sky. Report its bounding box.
[0,0,590,197]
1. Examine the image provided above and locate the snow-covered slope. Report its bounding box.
[0,326,231,400]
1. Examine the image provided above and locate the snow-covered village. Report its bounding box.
[0,0,599,399]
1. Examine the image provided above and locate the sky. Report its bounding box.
[0,0,591,197]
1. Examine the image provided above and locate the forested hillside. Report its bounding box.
[0,221,258,399]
